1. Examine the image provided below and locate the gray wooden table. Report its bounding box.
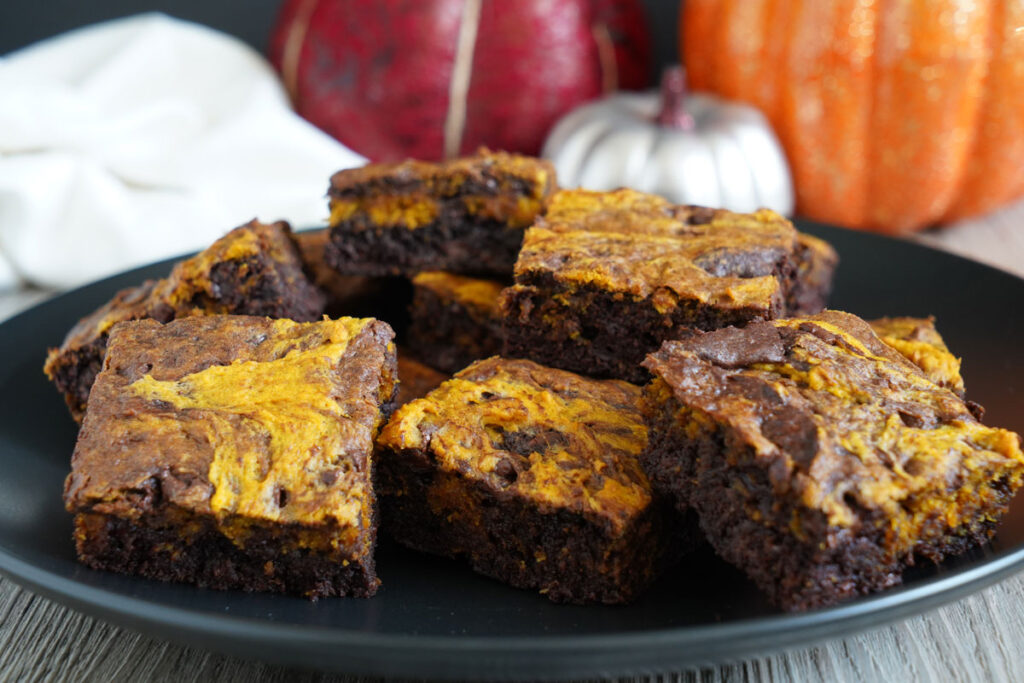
[2,202,1023,682]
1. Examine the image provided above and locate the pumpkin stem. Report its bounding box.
[655,65,695,130]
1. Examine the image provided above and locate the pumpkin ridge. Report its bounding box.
[858,0,880,228]
[443,0,482,160]
[591,22,619,94]
[714,127,756,211]
[759,0,781,126]
[942,0,1022,223]
[277,0,318,106]
[575,124,631,189]
[935,0,997,225]
[633,128,660,194]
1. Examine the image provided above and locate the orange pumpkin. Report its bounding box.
[681,0,1024,233]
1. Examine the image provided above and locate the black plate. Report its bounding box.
[2,223,1023,679]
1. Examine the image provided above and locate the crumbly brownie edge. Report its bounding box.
[357,320,400,421]
[638,379,708,514]
[44,282,164,422]
[326,212,525,277]
[644,397,903,610]
[640,384,1008,611]
[406,285,504,374]
[73,509,379,599]
[692,440,1006,610]
[377,447,670,604]
[501,278,774,384]
[200,248,326,323]
[786,237,838,315]
[695,476,902,611]
[45,337,109,422]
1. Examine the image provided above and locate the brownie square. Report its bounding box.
[502,188,820,383]
[325,149,556,277]
[406,271,505,373]
[641,310,1024,610]
[45,220,325,421]
[64,315,397,598]
[869,316,964,396]
[376,357,673,603]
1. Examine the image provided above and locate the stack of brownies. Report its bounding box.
[47,150,1024,610]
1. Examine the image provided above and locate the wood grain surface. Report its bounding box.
[2,199,1023,682]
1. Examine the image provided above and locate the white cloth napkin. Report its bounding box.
[0,13,365,292]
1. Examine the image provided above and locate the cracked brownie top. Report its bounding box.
[329,149,556,230]
[642,310,1024,555]
[514,188,802,314]
[377,357,652,530]
[65,315,396,551]
[870,316,964,396]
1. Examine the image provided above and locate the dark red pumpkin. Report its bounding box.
[269,0,650,162]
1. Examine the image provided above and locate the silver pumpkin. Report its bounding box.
[542,67,794,215]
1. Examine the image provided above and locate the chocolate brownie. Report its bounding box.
[376,357,673,603]
[394,353,447,408]
[45,220,325,421]
[406,271,505,373]
[64,315,397,598]
[870,316,965,396]
[325,149,556,277]
[502,188,829,383]
[641,310,1024,610]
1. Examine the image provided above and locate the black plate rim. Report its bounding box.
[4,529,1024,677]
[3,223,1024,678]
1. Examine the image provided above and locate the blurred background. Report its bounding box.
[2,0,679,75]
[2,0,1023,311]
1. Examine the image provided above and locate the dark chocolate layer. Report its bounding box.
[74,510,378,599]
[501,276,773,384]
[640,311,1024,610]
[378,463,672,604]
[326,213,525,277]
